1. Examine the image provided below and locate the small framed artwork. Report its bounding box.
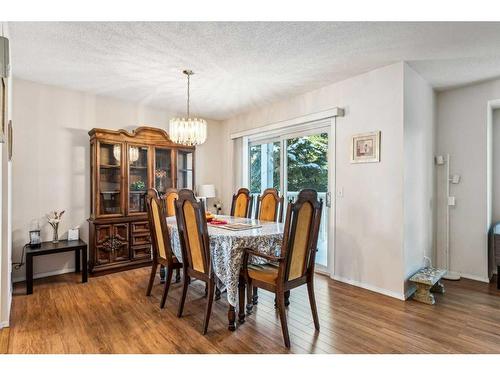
[350,131,381,163]
[68,228,80,241]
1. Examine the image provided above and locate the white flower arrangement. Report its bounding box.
[47,210,65,227]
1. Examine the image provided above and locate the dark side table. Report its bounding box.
[26,239,88,295]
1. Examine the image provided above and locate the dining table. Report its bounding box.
[166,214,284,330]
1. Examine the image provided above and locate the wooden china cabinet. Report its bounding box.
[88,126,195,275]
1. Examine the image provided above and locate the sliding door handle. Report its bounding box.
[325,192,332,208]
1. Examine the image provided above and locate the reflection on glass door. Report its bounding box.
[285,132,329,268]
[129,145,148,213]
[177,150,194,189]
[99,142,122,215]
[154,148,172,194]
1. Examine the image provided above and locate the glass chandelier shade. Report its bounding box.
[169,117,207,146]
[169,70,207,146]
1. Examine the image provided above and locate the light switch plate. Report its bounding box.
[448,196,456,206]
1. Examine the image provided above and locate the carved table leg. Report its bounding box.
[238,276,246,324]
[175,268,181,283]
[246,280,253,314]
[275,291,290,308]
[413,283,435,305]
[159,265,166,284]
[228,305,236,331]
[252,286,258,305]
[431,280,445,294]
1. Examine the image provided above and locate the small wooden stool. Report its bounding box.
[409,267,446,305]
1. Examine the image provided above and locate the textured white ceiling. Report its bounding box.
[8,22,500,120]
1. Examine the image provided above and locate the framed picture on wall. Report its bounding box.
[350,131,381,163]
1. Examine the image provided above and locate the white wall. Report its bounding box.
[11,78,223,282]
[436,79,500,282]
[223,63,413,299]
[0,22,12,328]
[492,109,500,223]
[403,64,436,295]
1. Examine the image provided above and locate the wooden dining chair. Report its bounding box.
[162,188,178,217]
[174,189,216,335]
[230,188,253,218]
[145,189,183,308]
[240,189,323,348]
[252,188,285,303]
[255,188,284,222]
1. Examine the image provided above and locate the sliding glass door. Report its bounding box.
[247,124,332,271]
[284,131,329,268]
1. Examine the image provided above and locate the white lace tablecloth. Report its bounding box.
[166,215,284,306]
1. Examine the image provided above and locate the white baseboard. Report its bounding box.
[457,273,490,283]
[0,320,9,329]
[404,285,417,300]
[12,267,76,283]
[332,275,406,301]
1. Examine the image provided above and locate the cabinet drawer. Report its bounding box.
[132,232,151,246]
[132,221,150,233]
[132,245,151,260]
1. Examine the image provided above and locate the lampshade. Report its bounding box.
[169,118,207,146]
[169,70,207,146]
[197,184,216,198]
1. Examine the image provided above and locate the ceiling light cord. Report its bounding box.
[183,69,193,118]
[187,72,190,118]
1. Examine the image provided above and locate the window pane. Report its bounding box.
[286,133,328,192]
[249,141,280,194]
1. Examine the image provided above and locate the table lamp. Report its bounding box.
[197,184,216,211]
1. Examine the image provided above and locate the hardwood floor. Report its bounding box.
[3,268,500,353]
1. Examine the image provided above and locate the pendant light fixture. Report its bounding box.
[169,70,207,146]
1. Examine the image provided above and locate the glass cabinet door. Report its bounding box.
[99,142,123,215]
[177,150,193,189]
[128,145,149,213]
[154,148,173,195]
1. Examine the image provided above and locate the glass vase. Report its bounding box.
[52,223,59,243]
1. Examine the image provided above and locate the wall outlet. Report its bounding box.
[448,196,456,206]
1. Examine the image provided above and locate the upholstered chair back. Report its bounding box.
[146,189,171,261]
[230,188,253,218]
[256,188,284,222]
[281,189,323,282]
[163,188,178,217]
[174,189,210,275]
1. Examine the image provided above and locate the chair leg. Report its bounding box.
[276,290,291,348]
[146,262,158,296]
[177,274,190,317]
[252,286,258,305]
[307,279,320,331]
[238,276,246,324]
[160,266,172,309]
[203,278,215,335]
[246,279,253,314]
